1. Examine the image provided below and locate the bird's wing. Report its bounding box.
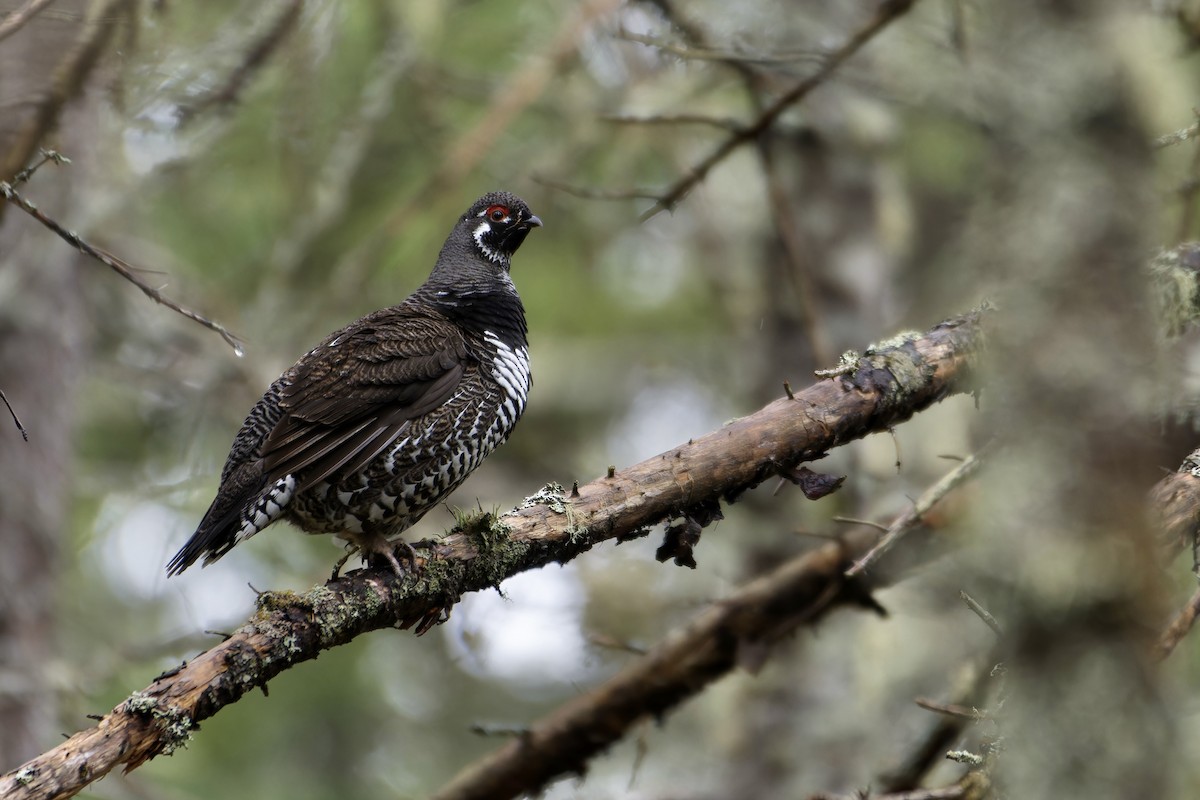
[262,308,469,493]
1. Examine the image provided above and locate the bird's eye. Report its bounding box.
[487,205,509,222]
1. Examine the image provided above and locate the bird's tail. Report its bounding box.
[166,495,248,576]
[167,467,291,576]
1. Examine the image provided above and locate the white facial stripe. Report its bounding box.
[473,220,507,265]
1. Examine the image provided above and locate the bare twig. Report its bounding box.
[176,0,303,125]
[1153,115,1200,149]
[587,632,648,656]
[602,113,746,132]
[845,443,989,578]
[618,29,824,67]
[640,0,919,220]
[1,389,29,441]
[0,0,56,44]
[914,697,988,721]
[880,647,1001,792]
[1155,585,1200,661]
[959,591,1004,638]
[832,515,890,533]
[531,175,662,202]
[0,311,986,800]
[9,149,70,186]
[0,181,243,355]
[807,783,971,800]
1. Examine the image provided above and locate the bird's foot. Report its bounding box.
[360,537,419,577]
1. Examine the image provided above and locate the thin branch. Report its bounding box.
[0,181,244,355]
[0,0,56,44]
[617,29,824,67]
[0,310,986,800]
[1155,585,1200,661]
[601,113,746,132]
[914,697,988,721]
[959,591,1004,638]
[832,515,890,533]
[640,0,919,220]
[531,174,663,202]
[846,442,989,577]
[9,149,70,186]
[1,389,29,441]
[176,0,303,125]
[879,648,1001,792]
[807,784,971,800]
[1153,114,1200,149]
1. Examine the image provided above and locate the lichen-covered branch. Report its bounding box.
[0,309,985,800]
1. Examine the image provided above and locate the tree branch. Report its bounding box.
[1156,586,1200,662]
[0,309,985,800]
[639,0,918,220]
[430,451,979,800]
[846,443,989,578]
[0,0,57,45]
[176,0,303,126]
[0,179,244,355]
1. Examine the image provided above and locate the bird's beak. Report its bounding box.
[524,215,543,229]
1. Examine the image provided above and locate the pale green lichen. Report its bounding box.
[254,589,305,616]
[518,482,568,513]
[122,691,193,755]
[1149,245,1200,338]
[14,767,35,786]
[512,482,589,541]
[814,350,861,378]
[866,330,922,353]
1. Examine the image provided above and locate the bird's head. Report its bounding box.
[462,191,542,268]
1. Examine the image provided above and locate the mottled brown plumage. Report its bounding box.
[168,191,540,576]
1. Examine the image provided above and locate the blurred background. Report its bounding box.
[3,1,1200,798]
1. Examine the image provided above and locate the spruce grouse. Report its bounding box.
[168,191,540,576]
